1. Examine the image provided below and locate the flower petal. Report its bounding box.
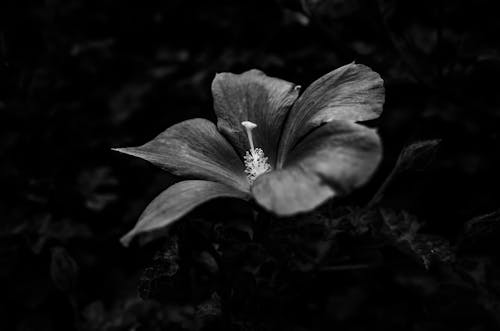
[252,120,382,216]
[277,63,384,167]
[121,180,249,246]
[212,69,299,166]
[113,118,249,192]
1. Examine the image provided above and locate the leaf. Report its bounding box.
[395,139,441,172]
[459,209,500,251]
[138,236,179,300]
[50,246,78,292]
[463,209,500,238]
[380,209,421,241]
[195,292,222,320]
[410,234,455,269]
[380,208,454,268]
[366,139,441,208]
[77,166,118,212]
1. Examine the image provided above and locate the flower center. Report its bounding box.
[241,121,271,184]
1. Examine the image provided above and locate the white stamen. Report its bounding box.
[241,121,271,184]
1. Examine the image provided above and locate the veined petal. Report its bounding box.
[121,180,250,246]
[251,168,334,216]
[277,63,384,167]
[212,69,299,166]
[252,120,382,216]
[113,118,249,192]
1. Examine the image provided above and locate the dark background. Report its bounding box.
[1,0,500,330]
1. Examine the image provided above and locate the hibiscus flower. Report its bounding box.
[114,63,384,245]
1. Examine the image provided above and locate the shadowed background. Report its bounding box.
[1,0,499,330]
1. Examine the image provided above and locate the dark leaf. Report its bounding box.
[138,237,179,300]
[195,292,222,320]
[77,166,118,212]
[380,209,454,268]
[396,139,441,172]
[459,209,500,251]
[50,246,78,292]
[463,209,500,238]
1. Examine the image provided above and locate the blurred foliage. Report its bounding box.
[1,0,500,330]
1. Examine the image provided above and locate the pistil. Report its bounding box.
[241,121,271,184]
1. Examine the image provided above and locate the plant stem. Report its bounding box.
[366,163,399,209]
